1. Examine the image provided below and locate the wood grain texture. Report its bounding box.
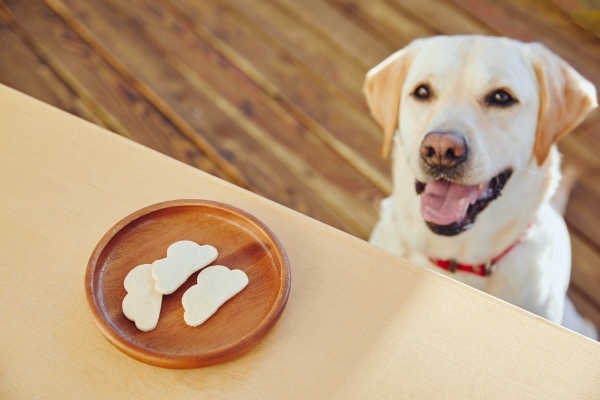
[44,0,383,238]
[581,116,600,143]
[39,0,247,187]
[447,0,600,90]
[552,0,600,39]
[0,11,102,125]
[276,0,395,70]
[2,0,229,181]
[570,231,600,308]
[103,0,384,233]
[386,0,495,36]
[325,0,433,46]
[86,200,290,368]
[2,83,600,399]
[500,0,600,57]
[227,0,369,111]
[167,0,393,193]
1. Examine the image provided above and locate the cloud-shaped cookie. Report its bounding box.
[151,240,218,295]
[122,264,163,332]
[182,265,249,327]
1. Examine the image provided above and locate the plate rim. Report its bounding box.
[85,199,291,368]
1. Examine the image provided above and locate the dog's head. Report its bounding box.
[364,36,596,236]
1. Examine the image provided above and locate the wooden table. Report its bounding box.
[1,84,599,399]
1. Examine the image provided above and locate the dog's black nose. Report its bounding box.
[420,132,468,169]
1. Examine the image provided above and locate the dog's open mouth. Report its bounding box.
[415,169,513,236]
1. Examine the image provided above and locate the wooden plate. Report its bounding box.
[85,200,291,369]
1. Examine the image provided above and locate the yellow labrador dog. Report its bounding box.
[365,35,598,339]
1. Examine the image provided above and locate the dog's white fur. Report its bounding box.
[364,36,598,339]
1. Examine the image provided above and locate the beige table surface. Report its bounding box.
[1,83,599,399]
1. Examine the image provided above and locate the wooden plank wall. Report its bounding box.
[1,0,599,332]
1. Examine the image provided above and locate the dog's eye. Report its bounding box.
[413,84,432,100]
[486,89,517,107]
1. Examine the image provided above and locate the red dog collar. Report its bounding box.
[428,224,531,277]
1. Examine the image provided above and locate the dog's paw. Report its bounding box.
[182,265,248,327]
[122,264,163,332]
[151,241,218,295]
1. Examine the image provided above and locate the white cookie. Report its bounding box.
[182,265,249,327]
[151,240,218,295]
[122,264,163,332]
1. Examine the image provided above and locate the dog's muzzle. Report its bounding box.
[416,131,512,236]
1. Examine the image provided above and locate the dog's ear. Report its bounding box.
[526,43,597,165]
[363,47,412,158]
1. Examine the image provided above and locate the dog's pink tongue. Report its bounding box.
[420,180,479,226]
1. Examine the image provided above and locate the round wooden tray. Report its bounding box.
[85,200,291,369]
